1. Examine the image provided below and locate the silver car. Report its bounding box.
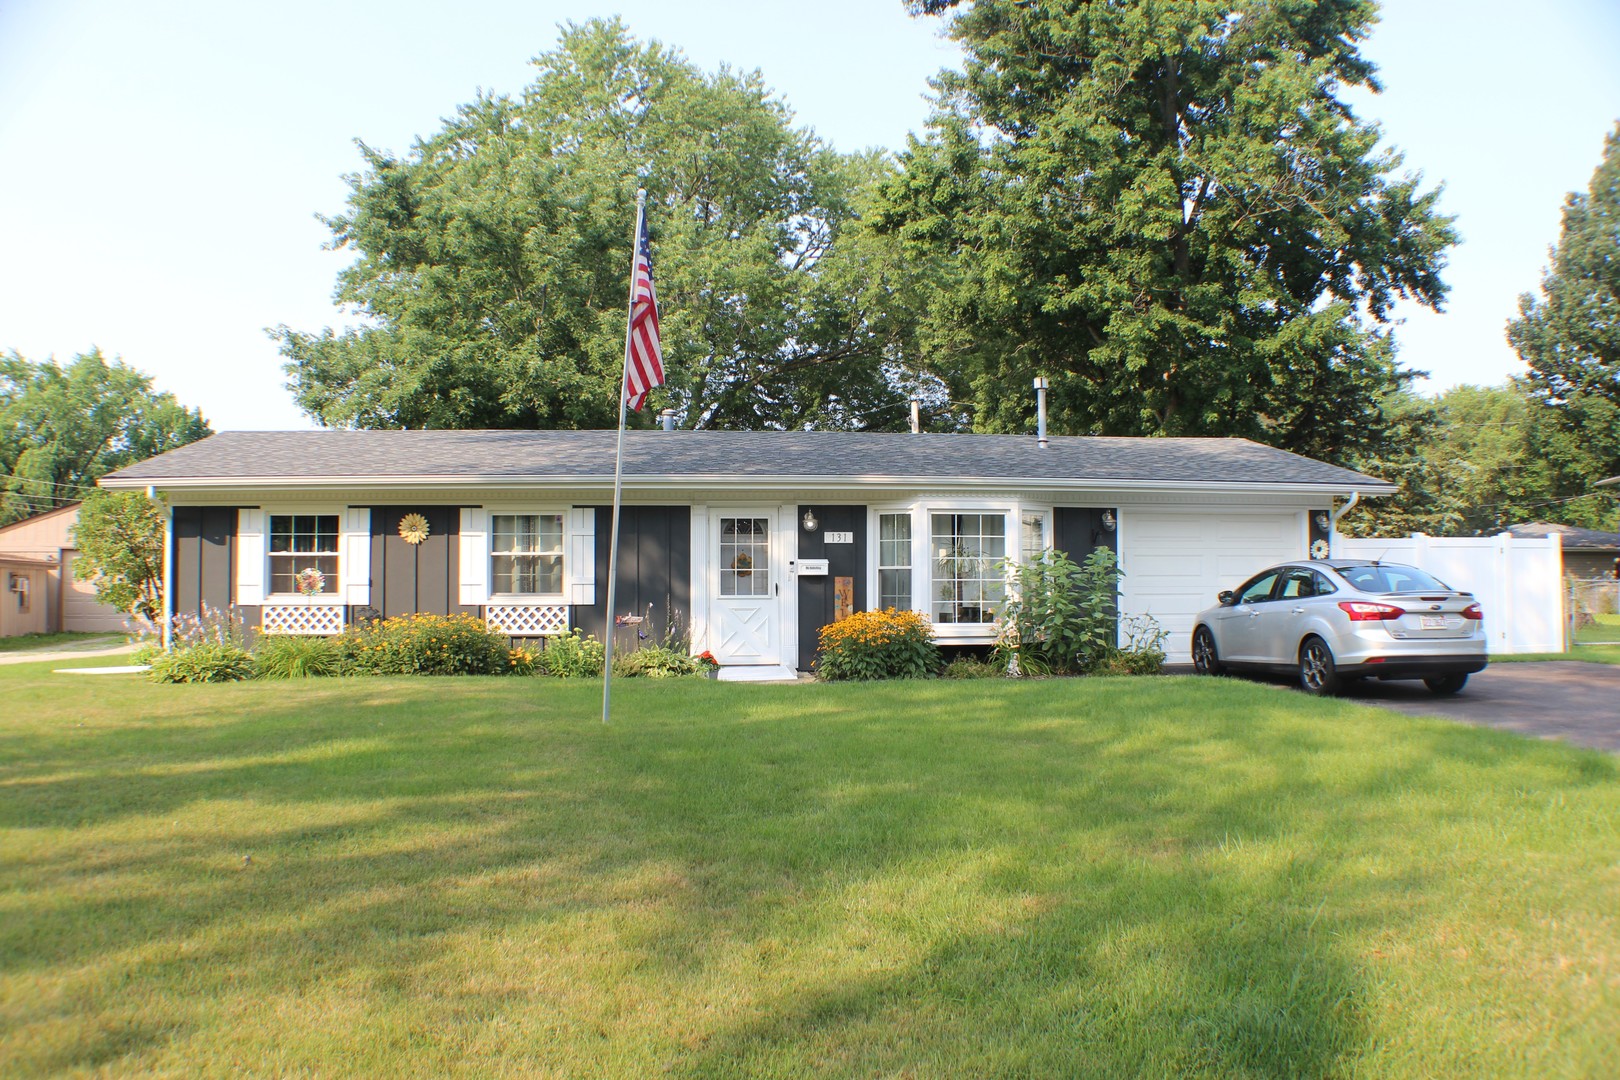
[1190,560,1488,696]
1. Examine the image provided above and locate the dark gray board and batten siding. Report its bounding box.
[795,505,869,671]
[369,506,477,620]
[171,506,248,626]
[575,505,691,650]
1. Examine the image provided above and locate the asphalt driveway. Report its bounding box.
[1345,661,1620,753]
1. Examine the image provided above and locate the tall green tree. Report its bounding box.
[1340,382,1616,537]
[70,490,166,622]
[276,18,931,432]
[882,0,1456,461]
[0,349,210,525]
[1509,122,1620,486]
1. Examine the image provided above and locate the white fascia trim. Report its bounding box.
[105,474,1396,497]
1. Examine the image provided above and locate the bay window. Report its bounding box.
[931,512,1006,624]
[491,513,564,596]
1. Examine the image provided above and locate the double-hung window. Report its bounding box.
[931,512,1006,624]
[269,514,339,595]
[491,513,564,596]
[877,513,913,609]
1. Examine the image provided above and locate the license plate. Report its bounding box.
[1420,615,1447,629]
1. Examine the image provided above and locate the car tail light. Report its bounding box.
[1461,603,1483,621]
[1338,601,1405,621]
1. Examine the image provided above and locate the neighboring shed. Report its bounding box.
[1504,522,1619,579]
[101,429,1390,670]
[0,503,131,633]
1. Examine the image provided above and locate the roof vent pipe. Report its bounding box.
[659,408,677,432]
[909,397,921,434]
[1033,377,1049,448]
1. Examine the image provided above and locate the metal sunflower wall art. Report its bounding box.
[398,512,431,545]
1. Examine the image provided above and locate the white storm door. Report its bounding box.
[711,511,780,665]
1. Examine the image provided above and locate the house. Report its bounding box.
[98,429,1391,673]
[1503,522,1619,580]
[0,503,130,635]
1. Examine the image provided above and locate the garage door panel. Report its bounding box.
[61,551,132,633]
[1121,509,1304,664]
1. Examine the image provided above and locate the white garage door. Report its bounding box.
[61,550,133,633]
[1119,508,1306,664]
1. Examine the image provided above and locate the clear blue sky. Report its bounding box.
[1,0,1616,431]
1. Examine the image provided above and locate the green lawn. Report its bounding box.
[2,664,1617,1077]
[0,631,119,653]
[1578,613,1620,645]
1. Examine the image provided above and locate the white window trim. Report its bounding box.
[487,508,569,603]
[462,506,594,608]
[867,500,1022,641]
[1017,503,1054,562]
[251,506,354,608]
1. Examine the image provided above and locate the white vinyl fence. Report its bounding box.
[1332,532,1564,655]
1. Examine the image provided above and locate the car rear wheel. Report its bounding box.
[1298,636,1341,697]
[1192,627,1223,675]
[1423,673,1469,696]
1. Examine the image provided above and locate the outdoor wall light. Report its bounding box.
[1314,511,1332,532]
[801,509,819,532]
[1100,509,1117,532]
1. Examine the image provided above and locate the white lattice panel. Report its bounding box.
[485,604,569,637]
[260,605,346,636]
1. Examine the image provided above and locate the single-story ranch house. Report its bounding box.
[99,430,1392,674]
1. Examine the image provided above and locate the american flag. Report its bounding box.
[624,211,664,411]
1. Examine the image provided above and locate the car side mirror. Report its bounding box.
[1218,590,1235,606]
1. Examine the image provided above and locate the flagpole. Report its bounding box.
[602,188,646,724]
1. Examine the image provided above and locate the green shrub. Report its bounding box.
[254,635,341,679]
[612,645,701,678]
[340,613,511,675]
[942,655,1006,679]
[507,645,538,676]
[815,608,939,681]
[998,548,1121,675]
[147,643,255,684]
[130,642,164,666]
[539,629,605,677]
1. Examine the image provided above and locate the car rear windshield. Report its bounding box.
[1333,564,1453,594]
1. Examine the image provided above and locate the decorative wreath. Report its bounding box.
[398,512,431,545]
[1310,539,1331,559]
[295,567,326,596]
[732,551,754,577]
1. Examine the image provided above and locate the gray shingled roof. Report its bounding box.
[1505,522,1620,551]
[101,430,1391,490]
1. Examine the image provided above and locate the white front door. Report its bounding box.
[711,511,780,665]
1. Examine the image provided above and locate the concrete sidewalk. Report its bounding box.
[0,638,137,666]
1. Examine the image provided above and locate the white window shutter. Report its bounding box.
[236,508,266,606]
[458,507,489,606]
[342,507,372,605]
[566,507,596,606]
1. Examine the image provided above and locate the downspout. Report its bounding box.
[1330,491,1361,528]
[1328,492,1361,558]
[153,484,172,649]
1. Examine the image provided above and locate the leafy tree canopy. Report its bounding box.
[1509,122,1620,484]
[881,0,1457,462]
[0,349,210,525]
[70,489,166,621]
[1341,382,1617,538]
[277,18,933,432]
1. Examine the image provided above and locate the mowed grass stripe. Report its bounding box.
[0,669,1615,1077]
